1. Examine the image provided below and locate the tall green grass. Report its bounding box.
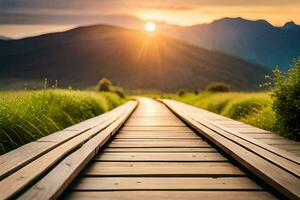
[0,90,127,154]
[167,92,276,135]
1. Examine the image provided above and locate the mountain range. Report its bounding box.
[159,18,300,70]
[0,25,266,91]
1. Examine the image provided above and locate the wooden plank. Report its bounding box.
[0,129,101,180]
[0,101,137,199]
[0,141,56,180]
[72,177,261,190]
[123,125,186,127]
[65,191,276,200]
[117,131,196,135]
[258,139,299,145]
[112,139,204,142]
[121,127,191,131]
[270,144,300,151]
[85,162,244,176]
[230,128,271,134]
[107,140,210,148]
[115,135,199,139]
[162,100,300,200]
[17,101,138,200]
[119,130,196,133]
[243,134,283,139]
[103,148,217,152]
[37,130,89,143]
[94,152,226,162]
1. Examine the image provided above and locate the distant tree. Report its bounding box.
[206,82,230,92]
[96,78,112,92]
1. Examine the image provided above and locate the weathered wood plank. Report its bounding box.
[72,177,261,190]
[85,162,244,176]
[243,134,283,139]
[115,135,199,139]
[94,152,226,162]
[107,140,210,148]
[0,141,56,180]
[103,148,216,152]
[65,191,276,200]
[257,139,299,145]
[121,127,192,131]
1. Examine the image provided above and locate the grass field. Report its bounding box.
[0,89,127,154]
[144,92,275,135]
[173,92,275,131]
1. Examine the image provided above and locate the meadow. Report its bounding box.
[173,92,274,131]
[0,89,127,154]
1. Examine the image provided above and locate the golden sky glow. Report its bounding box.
[135,5,300,26]
[0,0,300,38]
[145,22,157,32]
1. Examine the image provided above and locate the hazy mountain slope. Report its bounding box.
[163,18,300,70]
[0,35,10,40]
[0,25,267,91]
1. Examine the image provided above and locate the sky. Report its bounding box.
[1,0,300,38]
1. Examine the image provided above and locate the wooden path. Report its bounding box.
[0,98,299,200]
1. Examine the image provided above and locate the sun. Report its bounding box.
[144,22,156,32]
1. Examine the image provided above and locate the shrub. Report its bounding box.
[111,86,125,98]
[206,82,230,92]
[241,106,275,131]
[271,59,300,140]
[222,98,270,120]
[177,89,187,97]
[96,78,112,92]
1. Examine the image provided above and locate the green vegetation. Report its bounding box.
[171,92,275,132]
[96,78,112,92]
[0,90,127,154]
[206,82,230,92]
[271,59,300,140]
[96,78,125,98]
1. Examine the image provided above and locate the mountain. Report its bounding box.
[0,25,266,91]
[0,35,11,40]
[0,36,10,45]
[161,18,300,70]
[283,21,300,32]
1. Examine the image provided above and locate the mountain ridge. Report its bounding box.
[160,17,300,70]
[0,25,266,91]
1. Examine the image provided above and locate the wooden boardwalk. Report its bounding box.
[0,98,299,199]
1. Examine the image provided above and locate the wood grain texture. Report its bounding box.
[65,191,276,200]
[107,140,210,148]
[85,162,244,176]
[94,152,226,162]
[73,177,261,190]
[103,147,217,152]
